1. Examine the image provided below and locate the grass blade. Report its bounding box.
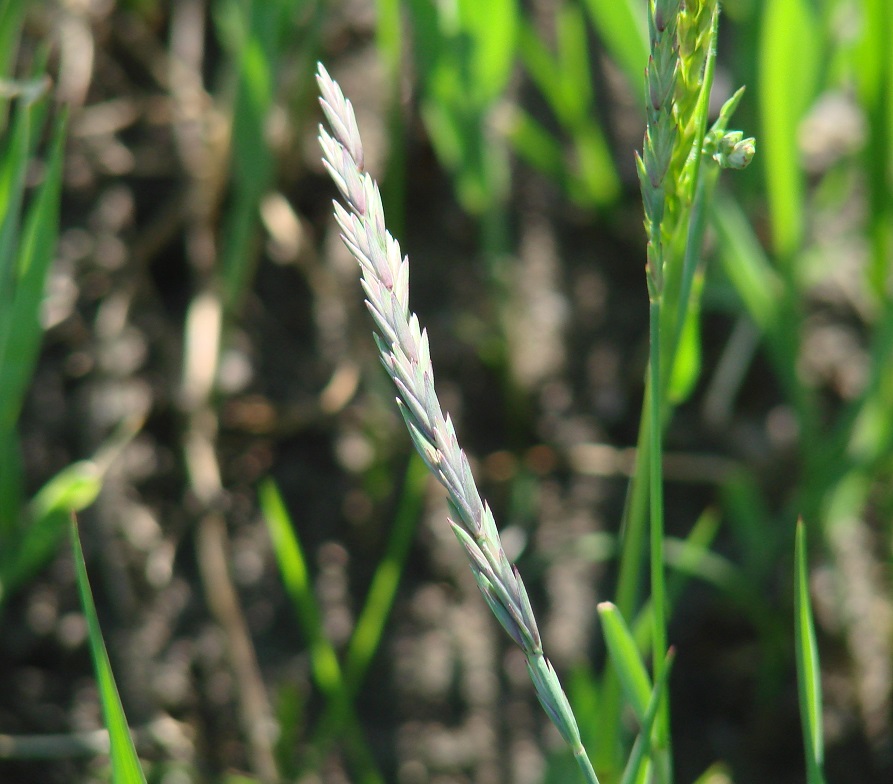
[794,519,826,784]
[758,0,820,261]
[597,601,651,723]
[580,0,647,107]
[0,109,66,430]
[70,516,147,784]
[343,453,426,690]
[619,649,676,784]
[712,191,781,334]
[259,478,384,784]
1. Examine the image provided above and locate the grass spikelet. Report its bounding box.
[316,62,599,783]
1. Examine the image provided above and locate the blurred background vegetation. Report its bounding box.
[0,0,890,782]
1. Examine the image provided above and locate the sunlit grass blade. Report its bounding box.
[1,411,140,607]
[597,602,651,724]
[794,519,827,784]
[666,269,703,403]
[515,3,619,207]
[259,478,344,694]
[258,478,383,784]
[374,0,407,234]
[70,516,148,784]
[839,305,893,471]
[405,0,515,219]
[758,0,820,262]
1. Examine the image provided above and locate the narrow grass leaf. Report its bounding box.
[273,681,305,779]
[259,479,340,692]
[555,2,592,115]
[667,270,703,403]
[619,649,676,784]
[0,110,66,431]
[70,517,147,784]
[845,308,893,466]
[0,3,27,113]
[406,0,516,214]
[794,519,827,784]
[517,17,566,119]
[343,454,426,691]
[712,191,781,333]
[597,602,652,723]
[758,0,820,260]
[508,109,568,184]
[0,428,22,539]
[514,12,618,206]
[259,479,384,784]
[220,17,275,312]
[0,91,31,315]
[854,0,893,296]
[690,763,733,784]
[455,0,517,107]
[581,0,647,107]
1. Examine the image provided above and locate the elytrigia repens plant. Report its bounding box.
[316,63,600,783]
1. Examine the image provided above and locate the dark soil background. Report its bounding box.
[0,2,889,784]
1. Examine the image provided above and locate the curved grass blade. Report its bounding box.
[597,602,651,724]
[259,479,383,784]
[70,516,147,784]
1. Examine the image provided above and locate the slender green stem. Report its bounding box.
[575,743,601,784]
[648,297,670,780]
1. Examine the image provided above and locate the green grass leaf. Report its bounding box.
[70,516,148,784]
[514,7,618,207]
[758,0,820,261]
[854,0,893,296]
[0,88,32,314]
[0,2,27,106]
[619,648,675,784]
[581,0,647,108]
[455,0,517,107]
[406,0,517,213]
[667,271,703,404]
[794,519,826,784]
[712,191,782,333]
[0,109,66,431]
[259,479,384,784]
[597,602,652,723]
[260,479,341,692]
[0,461,102,602]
